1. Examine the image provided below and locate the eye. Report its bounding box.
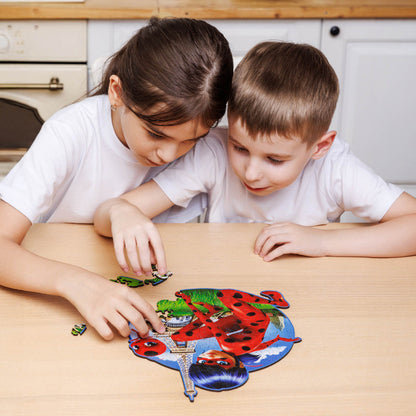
[144,341,158,347]
[217,360,229,366]
[233,144,248,153]
[197,359,207,364]
[147,130,165,140]
[267,157,283,165]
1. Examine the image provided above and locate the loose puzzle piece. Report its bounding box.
[71,323,87,336]
[128,288,301,402]
[110,265,173,287]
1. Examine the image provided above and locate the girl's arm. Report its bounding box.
[0,200,165,340]
[94,180,175,276]
[255,192,416,259]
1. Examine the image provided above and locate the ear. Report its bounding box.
[310,130,337,160]
[108,75,124,107]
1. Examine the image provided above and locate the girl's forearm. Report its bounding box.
[0,235,96,297]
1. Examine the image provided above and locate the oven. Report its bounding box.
[0,20,87,178]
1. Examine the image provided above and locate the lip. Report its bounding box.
[144,158,164,167]
[243,182,267,192]
[243,182,269,193]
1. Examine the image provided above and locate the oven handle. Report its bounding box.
[0,77,63,91]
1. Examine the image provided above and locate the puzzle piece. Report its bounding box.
[71,323,87,336]
[110,276,145,287]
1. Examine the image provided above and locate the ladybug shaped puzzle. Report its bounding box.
[128,288,301,401]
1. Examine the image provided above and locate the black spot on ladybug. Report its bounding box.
[185,331,194,336]
[233,292,243,299]
[224,337,236,343]
[242,346,250,351]
[258,328,266,333]
[217,291,223,297]
[144,350,159,357]
[246,312,256,316]
[243,336,252,341]
[250,323,259,326]
[234,302,242,307]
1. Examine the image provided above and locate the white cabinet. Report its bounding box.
[321,19,416,205]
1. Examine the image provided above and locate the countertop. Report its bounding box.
[1,0,416,20]
[1,222,415,414]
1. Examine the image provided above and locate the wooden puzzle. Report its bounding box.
[128,288,301,401]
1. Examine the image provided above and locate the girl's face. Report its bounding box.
[112,106,209,167]
[196,350,237,369]
[108,75,210,166]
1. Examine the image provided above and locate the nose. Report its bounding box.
[156,142,179,164]
[244,158,262,182]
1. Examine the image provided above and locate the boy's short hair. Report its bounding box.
[228,41,339,145]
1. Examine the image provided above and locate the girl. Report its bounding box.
[0,17,233,341]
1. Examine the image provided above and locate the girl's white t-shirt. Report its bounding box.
[0,95,205,223]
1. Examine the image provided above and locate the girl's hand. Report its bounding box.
[109,200,167,276]
[62,271,165,341]
[254,223,327,261]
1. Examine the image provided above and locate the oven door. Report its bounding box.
[0,63,87,153]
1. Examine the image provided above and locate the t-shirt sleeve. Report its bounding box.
[153,130,227,208]
[0,119,80,223]
[330,144,403,222]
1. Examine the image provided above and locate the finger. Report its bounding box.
[134,234,153,276]
[263,243,293,261]
[124,235,142,276]
[254,224,280,254]
[116,304,149,338]
[93,318,115,341]
[113,235,130,273]
[259,234,289,258]
[130,293,165,334]
[148,230,167,275]
[106,310,131,338]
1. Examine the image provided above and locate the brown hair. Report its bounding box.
[228,41,339,144]
[94,17,233,127]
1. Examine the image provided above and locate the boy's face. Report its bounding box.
[227,117,319,196]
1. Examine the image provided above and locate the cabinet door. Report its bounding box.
[321,20,416,203]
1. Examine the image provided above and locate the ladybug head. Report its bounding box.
[129,338,166,357]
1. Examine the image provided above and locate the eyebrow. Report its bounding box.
[146,123,210,142]
[228,134,292,159]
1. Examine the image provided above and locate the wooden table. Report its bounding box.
[1,223,415,415]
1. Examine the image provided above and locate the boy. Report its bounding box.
[94,42,416,276]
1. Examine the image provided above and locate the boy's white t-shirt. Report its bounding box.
[0,95,205,224]
[154,127,403,225]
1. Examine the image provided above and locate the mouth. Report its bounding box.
[144,158,164,167]
[243,182,269,193]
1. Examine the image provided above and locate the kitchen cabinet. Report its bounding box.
[321,19,416,206]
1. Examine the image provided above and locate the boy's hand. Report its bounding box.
[109,200,167,276]
[254,222,327,261]
[62,272,165,341]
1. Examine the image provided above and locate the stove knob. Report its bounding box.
[0,34,10,53]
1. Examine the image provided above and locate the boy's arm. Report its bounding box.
[94,180,175,275]
[255,192,416,259]
[0,200,165,340]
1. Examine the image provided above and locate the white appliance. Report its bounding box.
[0,20,87,174]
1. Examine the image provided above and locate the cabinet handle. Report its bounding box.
[0,77,63,91]
[330,26,340,37]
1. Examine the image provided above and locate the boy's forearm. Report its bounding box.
[322,214,416,257]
